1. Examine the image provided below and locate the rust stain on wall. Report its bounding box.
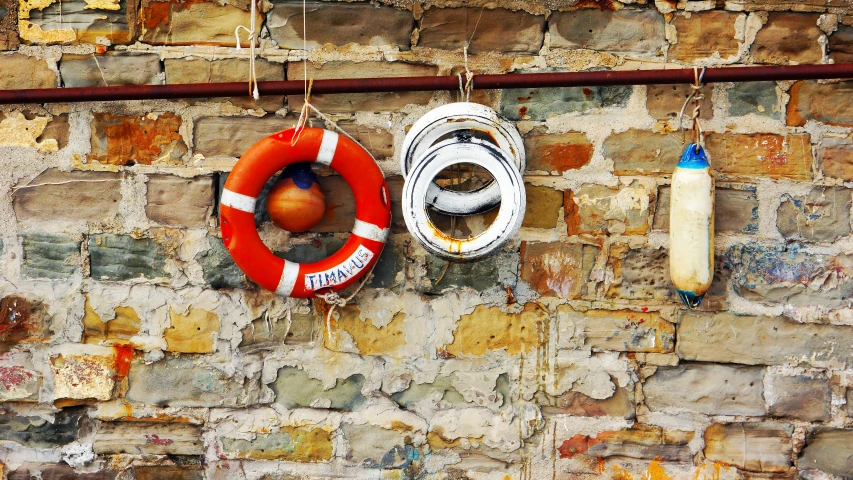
[0,296,46,343]
[564,190,581,236]
[89,112,186,166]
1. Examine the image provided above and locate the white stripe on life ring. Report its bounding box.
[316,131,339,166]
[352,219,389,243]
[275,260,299,297]
[221,188,257,213]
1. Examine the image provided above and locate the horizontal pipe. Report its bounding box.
[0,63,851,105]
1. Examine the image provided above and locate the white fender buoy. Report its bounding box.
[401,102,525,216]
[403,137,526,262]
[669,143,715,308]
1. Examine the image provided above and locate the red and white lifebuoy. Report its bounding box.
[219,127,391,298]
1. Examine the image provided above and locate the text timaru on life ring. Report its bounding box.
[304,245,374,291]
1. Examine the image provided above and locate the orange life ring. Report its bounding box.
[219,127,391,298]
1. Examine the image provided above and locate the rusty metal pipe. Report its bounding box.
[1,63,851,105]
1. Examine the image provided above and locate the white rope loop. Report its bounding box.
[234,0,259,99]
[676,66,707,150]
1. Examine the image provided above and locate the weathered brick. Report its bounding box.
[556,424,693,463]
[165,307,219,354]
[559,306,674,353]
[523,129,593,173]
[646,83,713,121]
[821,136,853,180]
[21,0,136,45]
[89,234,168,281]
[222,426,333,462]
[777,186,852,242]
[606,244,672,301]
[94,422,203,455]
[89,112,186,166]
[723,0,846,11]
[127,356,256,407]
[442,304,546,357]
[669,11,742,62]
[325,303,407,357]
[788,80,853,127]
[751,13,823,64]
[239,311,314,350]
[500,85,632,121]
[386,175,407,234]
[519,184,563,229]
[705,133,813,180]
[0,110,68,152]
[0,53,55,89]
[194,116,296,158]
[605,130,683,175]
[653,186,759,234]
[703,423,793,473]
[567,182,651,235]
[288,61,437,113]
[82,298,141,344]
[271,366,366,410]
[21,232,80,279]
[164,57,284,111]
[391,374,474,409]
[59,53,161,87]
[146,175,214,227]
[644,363,765,416]
[425,252,510,293]
[0,407,83,447]
[281,237,345,264]
[418,7,544,55]
[0,0,18,50]
[799,429,853,477]
[343,424,416,468]
[132,466,202,480]
[139,0,258,46]
[0,295,50,343]
[520,242,597,298]
[727,81,782,119]
[0,352,40,401]
[367,241,404,289]
[727,245,853,307]
[677,312,853,366]
[196,236,245,289]
[51,351,116,401]
[536,385,635,420]
[549,9,664,56]
[766,373,831,422]
[8,464,115,480]
[269,1,411,49]
[336,121,395,160]
[828,24,853,63]
[848,388,853,417]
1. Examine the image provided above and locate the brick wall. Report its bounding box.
[0,0,852,478]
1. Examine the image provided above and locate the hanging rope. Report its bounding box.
[461,7,484,102]
[285,0,386,345]
[676,66,706,151]
[234,0,259,99]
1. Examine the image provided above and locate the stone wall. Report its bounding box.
[0,0,852,478]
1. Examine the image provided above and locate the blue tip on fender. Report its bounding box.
[677,143,710,169]
[677,290,704,309]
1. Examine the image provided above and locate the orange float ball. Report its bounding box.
[266,163,326,233]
